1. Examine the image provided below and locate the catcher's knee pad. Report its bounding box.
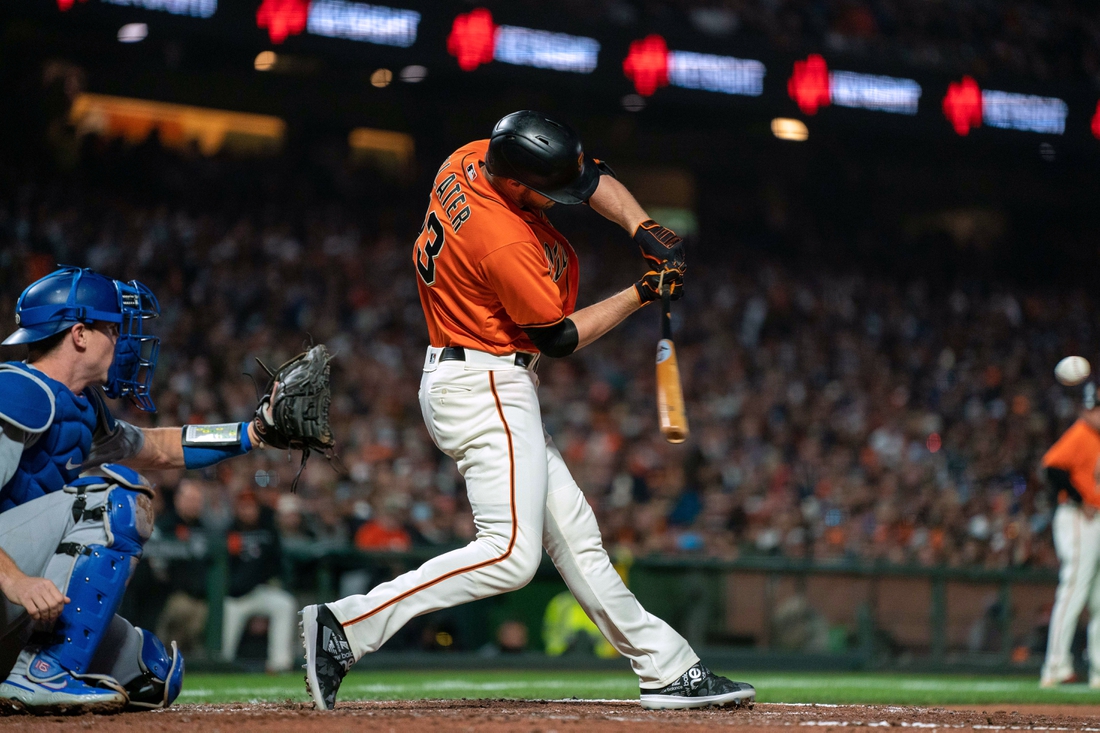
[124,627,184,709]
[29,544,131,679]
[103,484,155,555]
[66,464,155,556]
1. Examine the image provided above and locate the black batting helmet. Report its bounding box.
[485,111,599,205]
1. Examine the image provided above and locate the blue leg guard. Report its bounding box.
[30,482,153,682]
[125,628,184,709]
[28,545,131,680]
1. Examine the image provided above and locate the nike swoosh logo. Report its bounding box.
[65,458,81,471]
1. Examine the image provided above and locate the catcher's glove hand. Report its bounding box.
[253,344,336,490]
[633,219,686,270]
[635,266,685,304]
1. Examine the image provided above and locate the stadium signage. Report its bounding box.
[623,34,765,97]
[788,55,921,115]
[62,0,216,17]
[943,76,1068,135]
[306,0,420,47]
[667,51,765,97]
[448,8,599,74]
[981,90,1067,135]
[829,70,921,115]
[257,0,418,46]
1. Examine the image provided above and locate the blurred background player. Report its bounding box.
[220,489,296,673]
[0,266,272,713]
[1040,376,1100,688]
[301,110,755,711]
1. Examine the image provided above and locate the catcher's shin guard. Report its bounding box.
[124,628,184,709]
[30,544,131,678]
[32,467,153,680]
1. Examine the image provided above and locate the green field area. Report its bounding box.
[180,671,1100,707]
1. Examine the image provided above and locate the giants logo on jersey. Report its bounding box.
[543,240,568,282]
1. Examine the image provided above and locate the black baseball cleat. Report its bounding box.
[301,604,355,710]
[639,663,756,710]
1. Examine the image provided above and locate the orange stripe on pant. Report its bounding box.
[342,371,517,628]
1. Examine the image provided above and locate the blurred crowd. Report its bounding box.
[0,134,1088,590]
[549,0,1100,87]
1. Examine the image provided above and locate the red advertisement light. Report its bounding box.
[448,8,497,72]
[57,0,89,10]
[1092,101,1100,140]
[257,0,311,45]
[623,35,669,97]
[787,54,830,115]
[943,76,983,136]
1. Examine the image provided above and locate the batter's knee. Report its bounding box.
[505,529,543,590]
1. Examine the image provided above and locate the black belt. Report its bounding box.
[440,346,535,369]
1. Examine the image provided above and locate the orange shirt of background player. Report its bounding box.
[413,140,580,356]
[1042,419,1100,508]
[354,520,412,552]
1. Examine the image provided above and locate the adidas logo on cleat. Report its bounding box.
[322,627,354,673]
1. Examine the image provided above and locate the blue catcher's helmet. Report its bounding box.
[2,266,161,412]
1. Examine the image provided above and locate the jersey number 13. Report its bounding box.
[416,212,446,286]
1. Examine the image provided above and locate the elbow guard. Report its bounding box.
[524,319,579,358]
[1045,466,1083,504]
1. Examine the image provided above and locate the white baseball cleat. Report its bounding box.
[0,672,127,715]
[639,663,755,710]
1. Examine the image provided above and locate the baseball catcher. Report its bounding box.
[0,266,331,714]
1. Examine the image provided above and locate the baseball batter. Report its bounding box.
[1040,399,1100,688]
[0,266,314,714]
[302,111,756,711]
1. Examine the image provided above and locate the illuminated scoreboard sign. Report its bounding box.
[788,55,921,115]
[307,0,420,47]
[943,76,1068,135]
[448,9,599,74]
[623,35,764,97]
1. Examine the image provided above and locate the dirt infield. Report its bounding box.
[3,700,1100,732]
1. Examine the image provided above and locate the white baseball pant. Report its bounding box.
[1041,503,1100,685]
[327,347,699,688]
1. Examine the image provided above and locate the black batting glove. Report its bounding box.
[633,219,686,270]
[634,266,685,304]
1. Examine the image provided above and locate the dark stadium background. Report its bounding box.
[2,0,1099,673]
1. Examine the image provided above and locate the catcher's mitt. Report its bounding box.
[252,344,336,490]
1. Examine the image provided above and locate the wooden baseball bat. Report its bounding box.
[656,282,689,444]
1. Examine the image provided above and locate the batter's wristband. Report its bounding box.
[181,422,253,469]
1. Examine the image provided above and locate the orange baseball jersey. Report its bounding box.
[1042,419,1100,507]
[413,140,579,355]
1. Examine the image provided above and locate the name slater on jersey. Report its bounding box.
[542,240,568,282]
[435,172,472,233]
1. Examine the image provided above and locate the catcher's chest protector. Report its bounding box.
[2,363,99,511]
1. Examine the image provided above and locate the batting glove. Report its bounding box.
[633,219,686,270]
[635,266,685,304]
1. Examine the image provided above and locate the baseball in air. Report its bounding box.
[1055,356,1091,386]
